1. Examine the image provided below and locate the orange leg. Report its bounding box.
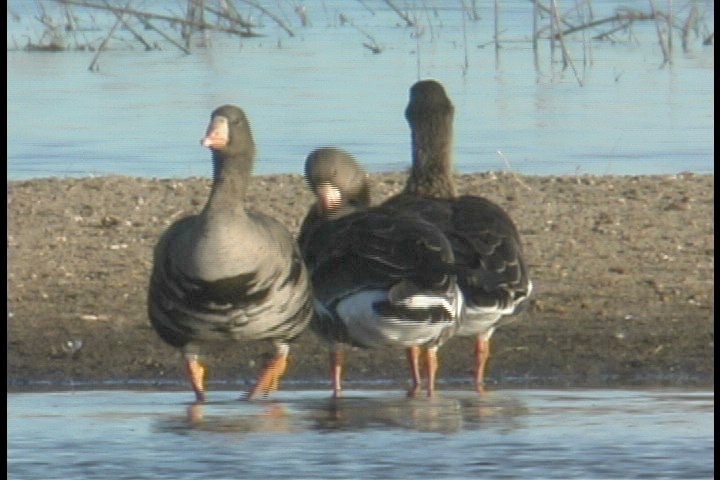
[185,354,206,402]
[330,350,344,398]
[425,346,439,397]
[247,345,289,400]
[186,402,205,423]
[474,336,490,394]
[406,346,422,397]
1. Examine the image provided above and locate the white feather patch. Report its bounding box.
[336,290,453,348]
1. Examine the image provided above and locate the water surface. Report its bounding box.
[7,0,715,180]
[8,388,714,479]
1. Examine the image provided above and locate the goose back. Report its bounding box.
[384,80,532,339]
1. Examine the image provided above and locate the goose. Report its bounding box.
[147,104,314,402]
[297,147,371,253]
[299,147,463,398]
[382,79,533,392]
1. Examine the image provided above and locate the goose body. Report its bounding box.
[382,80,532,392]
[299,148,463,397]
[148,105,314,402]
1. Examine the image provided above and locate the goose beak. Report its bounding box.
[316,183,342,212]
[201,115,229,148]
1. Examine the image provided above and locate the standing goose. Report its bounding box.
[297,147,371,253]
[299,147,463,398]
[148,104,314,402]
[382,80,533,392]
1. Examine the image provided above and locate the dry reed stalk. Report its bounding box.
[681,4,698,52]
[549,1,557,63]
[532,0,539,51]
[497,151,533,192]
[103,0,153,51]
[355,0,376,15]
[470,0,480,21]
[88,0,127,71]
[592,20,632,41]
[294,5,310,27]
[383,0,415,27]
[236,0,295,36]
[54,0,261,38]
[550,0,583,86]
[63,3,87,50]
[136,15,191,54]
[337,13,382,53]
[666,0,673,55]
[532,0,541,73]
[546,10,653,39]
[418,0,435,41]
[201,3,253,34]
[181,0,202,46]
[63,4,78,31]
[648,0,671,65]
[574,0,589,68]
[221,0,254,28]
[460,0,469,75]
[534,1,576,32]
[493,0,500,52]
[414,20,421,79]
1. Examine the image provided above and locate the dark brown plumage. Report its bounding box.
[297,147,371,253]
[299,147,463,398]
[382,79,533,392]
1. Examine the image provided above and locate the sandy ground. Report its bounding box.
[6,172,714,393]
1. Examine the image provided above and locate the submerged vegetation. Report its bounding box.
[6,0,715,74]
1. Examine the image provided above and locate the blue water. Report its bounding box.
[6,0,715,180]
[7,388,714,479]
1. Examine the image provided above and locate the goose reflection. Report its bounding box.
[153,400,296,436]
[307,395,464,433]
[153,390,529,436]
[306,391,529,434]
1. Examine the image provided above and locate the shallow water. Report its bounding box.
[7,1,715,180]
[7,388,714,479]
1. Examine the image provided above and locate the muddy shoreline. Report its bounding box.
[7,172,714,393]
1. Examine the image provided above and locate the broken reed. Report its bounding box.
[11,0,713,75]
